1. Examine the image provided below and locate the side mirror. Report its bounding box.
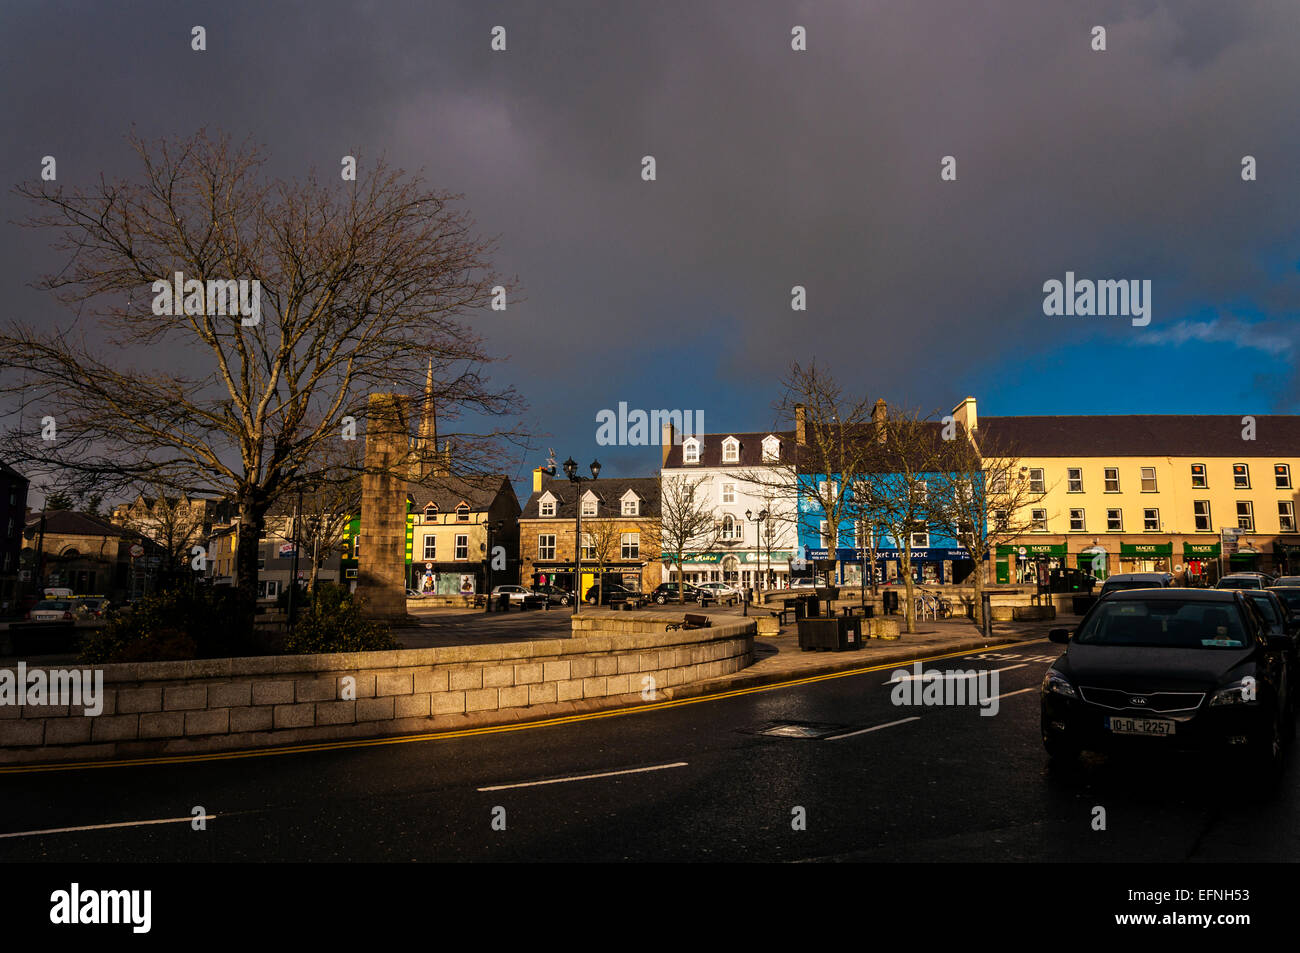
[1049,628,1071,645]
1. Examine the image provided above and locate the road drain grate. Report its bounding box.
[745,720,854,739]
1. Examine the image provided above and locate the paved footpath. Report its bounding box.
[664,616,1061,701]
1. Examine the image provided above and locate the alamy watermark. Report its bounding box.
[1042,271,1150,327]
[888,661,1000,716]
[0,663,104,716]
[595,403,703,446]
[151,271,261,326]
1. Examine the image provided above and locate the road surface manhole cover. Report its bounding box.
[745,720,853,739]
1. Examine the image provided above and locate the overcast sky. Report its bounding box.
[3,0,1298,499]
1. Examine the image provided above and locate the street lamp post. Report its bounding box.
[561,457,601,615]
[744,508,768,617]
[483,518,503,613]
[287,484,304,636]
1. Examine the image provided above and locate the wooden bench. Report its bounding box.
[667,613,712,631]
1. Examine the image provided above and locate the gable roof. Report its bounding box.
[521,475,661,519]
[413,473,517,513]
[978,415,1300,458]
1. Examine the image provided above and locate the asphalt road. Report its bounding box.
[3,637,1299,862]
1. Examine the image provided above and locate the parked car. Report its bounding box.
[1098,572,1174,596]
[490,585,532,605]
[649,583,714,606]
[1273,576,1300,588]
[585,583,640,606]
[789,576,818,590]
[1041,588,1292,775]
[696,582,742,605]
[1267,586,1300,615]
[71,596,110,619]
[1243,590,1300,673]
[28,599,75,622]
[531,585,572,606]
[406,588,426,598]
[1216,573,1273,590]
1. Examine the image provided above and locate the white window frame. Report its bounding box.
[722,438,740,463]
[1193,500,1211,532]
[538,534,556,560]
[1276,464,1292,490]
[683,439,700,464]
[622,498,638,516]
[1028,469,1045,493]
[1066,468,1083,493]
[910,529,930,549]
[1141,467,1158,492]
[761,436,780,462]
[540,500,555,517]
[621,532,640,559]
[423,535,436,560]
[1280,501,1296,534]
[454,534,469,560]
[1237,501,1254,531]
[1143,507,1160,532]
[1069,508,1085,532]
[1106,508,1123,532]
[721,483,735,504]
[1234,464,1250,489]
[1191,463,1207,488]
[1030,509,1048,533]
[581,496,597,517]
[1104,467,1120,492]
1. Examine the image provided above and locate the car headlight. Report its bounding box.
[1210,677,1258,707]
[1042,670,1077,698]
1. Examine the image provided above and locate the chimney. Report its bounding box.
[661,419,675,466]
[872,398,888,444]
[795,403,806,446]
[533,466,545,494]
[952,396,977,433]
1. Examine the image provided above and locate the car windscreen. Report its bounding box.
[1075,599,1250,649]
[1270,590,1300,612]
[1219,578,1261,588]
[1246,594,1281,625]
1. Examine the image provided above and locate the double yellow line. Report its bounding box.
[0,641,1025,775]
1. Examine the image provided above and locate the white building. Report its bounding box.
[659,422,799,590]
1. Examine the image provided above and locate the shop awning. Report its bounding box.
[1120,542,1174,557]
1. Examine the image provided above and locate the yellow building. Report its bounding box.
[954,400,1300,583]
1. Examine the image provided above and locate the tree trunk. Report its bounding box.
[235,492,267,632]
[971,560,986,629]
[309,556,322,595]
[901,552,916,634]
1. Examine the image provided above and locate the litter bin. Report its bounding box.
[883,590,899,615]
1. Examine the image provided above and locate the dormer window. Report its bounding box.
[581,492,598,517]
[539,492,557,517]
[683,438,701,464]
[423,503,438,520]
[455,503,470,522]
[621,490,640,517]
[761,435,780,462]
[722,437,740,464]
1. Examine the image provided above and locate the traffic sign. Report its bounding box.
[129,543,144,558]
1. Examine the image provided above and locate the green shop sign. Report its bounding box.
[996,544,1067,557]
[662,553,722,564]
[1119,542,1173,557]
[1183,542,1221,558]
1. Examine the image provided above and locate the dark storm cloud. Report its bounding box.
[2,0,1298,485]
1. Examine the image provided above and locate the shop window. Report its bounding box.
[454,534,469,560]
[1104,468,1120,492]
[538,534,556,560]
[1280,502,1296,534]
[1031,509,1048,532]
[1143,508,1160,532]
[1027,469,1045,493]
[1193,501,1211,532]
[621,533,640,559]
[1069,508,1085,532]
[1237,501,1254,531]
[423,536,436,560]
[1141,467,1157,492]
[1234,464,1250,489]
[1276,464,1292,490]
[1106,508,1123,532]
[1067,468,1083,493]
[1191,464,1207,488]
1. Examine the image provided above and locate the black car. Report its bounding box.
[1245,589,1300,672]
[649,583,713,606]
[1268,586,1300,616]
[531,585,572,606]
[1041,588,1292,775]
[584,583,638,606]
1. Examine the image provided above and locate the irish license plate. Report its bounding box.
[1107,716,1175,736]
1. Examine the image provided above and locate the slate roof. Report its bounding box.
[410,473,517,513]
[661,431,797,468]
[978,415,1300,458]
[521,475,661,520]
[24,510,143,539]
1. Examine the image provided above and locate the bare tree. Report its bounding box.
[1,130,523,618]
[114,484,210,583]
[659,474,722,605]
[738,362,877,591]
[928,425,1050,628]
[583,517,622,605]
